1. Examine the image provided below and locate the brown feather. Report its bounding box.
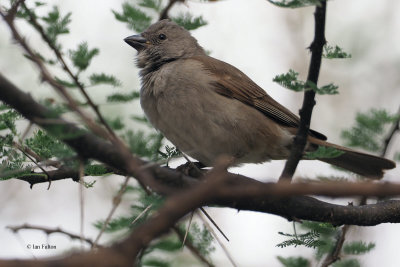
[308,136,396,179]
[192,55,395,178]
[191,55,327,140]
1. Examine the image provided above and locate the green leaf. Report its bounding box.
[123,130,163,161]
[305,146,344,160]
[112,3,152,32]
[277,256,310,267]
[41,6,71,47]
[69,42,99,71]
[141,258,170,267]
[34,1,46,7]
[89,73,121,87]
[172,13,207,31]
[0,103,11,111]
[185,222,215,256]
[300,221,336,236]
[273,69,305,92]
[0,147,32,180]
[151,239,181,252]
[0,110,20,134]
[332,259,360,267]
[93,216,133,232]
[105,117,125,131]
[55,76,79,88]
[131,115,149,124]
[267,0,322,8]
[138,0,162,11]
[25,129,75,159]
[107,91,140,103]
[343,241,375,255]
[0,165,33,181]
[85,164,110,176]
[341,109,399,152]
[0,134,14,151]
[276,231,324,248]
[273,70,338,94]
[323,44,352,59]
[23,51,56,65]
[306,81,339,95]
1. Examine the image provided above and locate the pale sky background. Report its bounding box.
[0,0,400,266]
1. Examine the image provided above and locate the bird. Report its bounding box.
[124,19,396,179]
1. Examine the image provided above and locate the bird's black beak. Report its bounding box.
[124,34,148,51]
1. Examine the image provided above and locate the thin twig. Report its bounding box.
[279,1,327,181]
[3,72,400,225]
[78,160,85,250]
[21,2,118,143]
[19,149,52,189]
[182,211,194,246]
[0,9,114,142]
[159,0,185,20]
[20,121,33,141]
[121,158,231,261]
[320,225,349,267]
[3,0,25,22]
[13,141,42,164]
[382,105,400,157]
[92,176,130,248]
[131,203,153,225]
[7,224,101,248]
[173,226,215,267]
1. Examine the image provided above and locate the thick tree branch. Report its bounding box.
[115,161,230,263]
[1,70,400,266]
[15,168,78,186]
[14,165,122,188]
[279,1,327,181]
[1,72,400,224]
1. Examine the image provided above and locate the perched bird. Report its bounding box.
[124,19,395,179]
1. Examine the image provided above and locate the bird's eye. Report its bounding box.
[158,33,167,40]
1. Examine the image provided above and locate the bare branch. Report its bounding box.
[0,8,113,142]
[92,176,130,248]
[2,0,25,22]
[382,105,400,157]
[159,0,185,20]
[173,226,215,267]
[20,2,118,143]
[7,224,101,248]
[116,159,230,261]
[279,1,327,181]
[321,225,349,267]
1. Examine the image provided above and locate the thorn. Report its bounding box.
[182,211,194,247]
[200,207,229,242]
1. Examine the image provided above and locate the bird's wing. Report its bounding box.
[191,55,327,140]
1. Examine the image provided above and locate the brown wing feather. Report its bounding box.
[191,55,327,140]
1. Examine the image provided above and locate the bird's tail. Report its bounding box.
[308,137,396,179]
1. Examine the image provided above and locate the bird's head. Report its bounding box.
[124,19,204,73]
